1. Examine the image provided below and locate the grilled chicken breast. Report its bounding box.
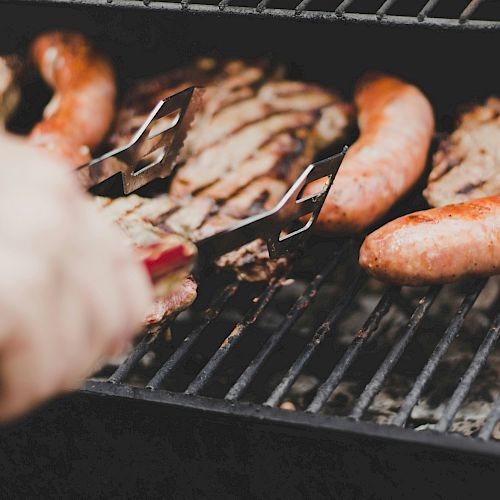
[110,58,353,281]
[0,55,22,126]
[425,97,500,207]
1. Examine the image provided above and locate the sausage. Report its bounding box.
[304,73,434,234]
[359,196,500,286]
[28,31,117,167]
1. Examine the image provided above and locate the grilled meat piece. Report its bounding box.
[165,197,215,235]
[110,59,283,151]
[0,55,22,126]
[195,177,289,281]
[145,276,197,325]
[200,132,312,201]
[170,79,351,197]
[425,97,500,207]
[171,111,318,197]
[97,195,198,323]
[110,59,353,281]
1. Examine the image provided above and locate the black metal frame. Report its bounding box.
[12,0,500,31]
[82,380,500,459]
[83,237,500,455]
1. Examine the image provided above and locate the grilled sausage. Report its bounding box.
[359,196,500,286]
[29,31,117,167]
[304,73,434,234]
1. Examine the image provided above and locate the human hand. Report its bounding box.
[0,136,153,421]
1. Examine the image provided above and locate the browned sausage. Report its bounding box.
[28,31,116,167]
[359,196,500,286]
[304,73,434,234]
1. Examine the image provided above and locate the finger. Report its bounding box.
[81,202,153,341]
[0,324,63,422]
[0,255,68,421]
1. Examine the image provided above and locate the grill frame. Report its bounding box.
[82,380,500,459]
[84,235,500,455]
[14,0,500,31]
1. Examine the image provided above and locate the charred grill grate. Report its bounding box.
[27,0,500,30]
[85,238,500,453]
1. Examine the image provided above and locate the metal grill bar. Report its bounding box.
[349,286,441,420]
[225,244,347,401]
[418,0,442,21]
[218,0,231,11]
[392,279,487,427]
[25,1,500,30]
[295,0,312,14]
[376,0,399,20]
[436,310,500,432]
[108,329,161,384]
[460,0,484,23]
[146,281,240,390]
[264,270,365,408]
[335,0,356,17]
[307,288,395,413]
[256,0,269,13]
[184,268,289,395]
[479,394,500,440]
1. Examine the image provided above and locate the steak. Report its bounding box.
[109,58,353,282]
[425,97,500,207]
[97,195,198,325]
[145,276,197,325]
[195,177,289,281]
[0,55,22,125]
[110,58,283,151]
[170,110,317,197]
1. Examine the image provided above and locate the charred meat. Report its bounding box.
[0,55,22,126]
[425,97,500,207]
[97,195,198,324]
[110,58,353,280]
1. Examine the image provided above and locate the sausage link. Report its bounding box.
[305,73,434,234]
[359,196,500,286]
[28,31,117,167]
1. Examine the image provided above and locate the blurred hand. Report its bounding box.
[0,135,153,422]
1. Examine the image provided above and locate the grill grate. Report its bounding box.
[86,237,500,452]
[392,280,486,427]
[26,0,500,30]
[227,244,347,402]
[350,286,441,420]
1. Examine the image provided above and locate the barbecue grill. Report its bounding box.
[1,1,500,498]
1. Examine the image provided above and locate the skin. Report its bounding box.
[28,31,117,167]
[304,73,434,234]
[359,196,500,286]
[0,136,152,422]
